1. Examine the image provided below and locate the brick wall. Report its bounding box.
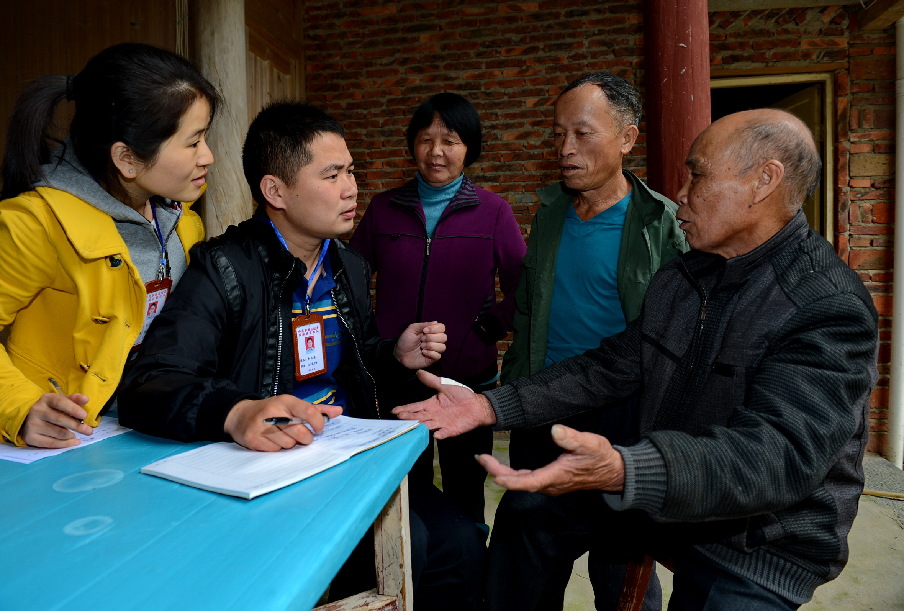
[301,1,895,453]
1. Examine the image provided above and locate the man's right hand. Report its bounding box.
[392,370,497,439]
[225,396,343,452]
[22,393,93,448]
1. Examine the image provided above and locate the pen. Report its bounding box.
[48,377,65,395]
[49,377,86,425]
[263,416,331,426]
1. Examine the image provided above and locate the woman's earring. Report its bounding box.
[128,169,134,174]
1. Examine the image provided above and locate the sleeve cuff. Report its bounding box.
[605,439,668,515]
[198,387,260,442]
[483,384,526,430]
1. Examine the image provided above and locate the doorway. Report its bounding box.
[711,74,834,243]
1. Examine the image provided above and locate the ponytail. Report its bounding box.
[1,75,69,200]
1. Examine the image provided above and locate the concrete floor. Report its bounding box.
[467,436,904,610]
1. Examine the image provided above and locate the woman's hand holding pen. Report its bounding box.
[225,396,343,452]
[22,387,93,448]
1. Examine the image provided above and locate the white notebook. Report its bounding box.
[141,415,420,499]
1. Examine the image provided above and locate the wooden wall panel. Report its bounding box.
[245,0,305,119]
[0,0,179,163]
[247,28,304,121]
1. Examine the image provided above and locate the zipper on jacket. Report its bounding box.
[691,291,709,370]
[272,259,296,396]
[697,295,708,335]
[415,236,431,321]
[652,281,710,431]
[402,192,480,325]
[333,286,381,418]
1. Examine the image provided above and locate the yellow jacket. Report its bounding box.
[0,187,204,445]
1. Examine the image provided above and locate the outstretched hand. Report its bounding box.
[392,370,496,439]
[476,424,625,495]
[394,321,447,369]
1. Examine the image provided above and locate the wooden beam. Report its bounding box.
[315,589,399,611]
[711,63,848,77]
[859,0,904,31]
[709,0,858,10]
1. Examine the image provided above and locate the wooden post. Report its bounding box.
[190,0,252,237]
[642,0,711,200]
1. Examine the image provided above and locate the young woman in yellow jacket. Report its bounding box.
[0,43,221,448]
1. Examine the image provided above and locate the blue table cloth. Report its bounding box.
[0,426,427,610]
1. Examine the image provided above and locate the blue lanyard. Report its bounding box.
[267,220,330,315]
[150,201,168,280]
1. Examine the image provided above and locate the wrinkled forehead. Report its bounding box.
[686,122,733,167]
[554,85,612,125]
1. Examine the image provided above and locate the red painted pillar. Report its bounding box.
[643,0,711,200]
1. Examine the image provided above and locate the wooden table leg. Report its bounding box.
[315,476,413,611]
[374,476,412,611]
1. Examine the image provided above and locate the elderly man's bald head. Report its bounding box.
[722,109,821,212]
[677,109,822,258]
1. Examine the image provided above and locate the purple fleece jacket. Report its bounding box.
[350,176,526,381]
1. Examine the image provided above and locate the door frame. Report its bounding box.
[711,73,835,244]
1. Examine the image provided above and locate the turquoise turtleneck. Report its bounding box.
[416,172,464,237]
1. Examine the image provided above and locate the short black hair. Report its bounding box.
[242,100,345,206]
[559,73,642,130]
[405,92,482,167]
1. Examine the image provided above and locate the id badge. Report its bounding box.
[134,278,172,348]
[293,313,328,381]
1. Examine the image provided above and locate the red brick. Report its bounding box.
[872,295,892,318]
[851,56,895,80]
[849,249,891,270]
[871,201,892,224]
[801,38,846,49]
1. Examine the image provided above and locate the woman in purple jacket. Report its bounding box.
[351,93,526,524]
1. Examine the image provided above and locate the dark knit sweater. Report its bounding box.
[486,211,878,603]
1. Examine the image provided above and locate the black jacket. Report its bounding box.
[487,212,879,603]
[119,216,402,442]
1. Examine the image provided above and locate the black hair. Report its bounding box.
[242,100,345,206]
[1,43,221,201]
[559,73,642,130]
[405,93,482,167]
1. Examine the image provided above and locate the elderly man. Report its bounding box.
[395,109,878,610]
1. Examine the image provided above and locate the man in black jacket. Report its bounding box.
[120,101,486,610]
[394,109,879,609]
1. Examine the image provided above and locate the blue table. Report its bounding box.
[0,426,428,610]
